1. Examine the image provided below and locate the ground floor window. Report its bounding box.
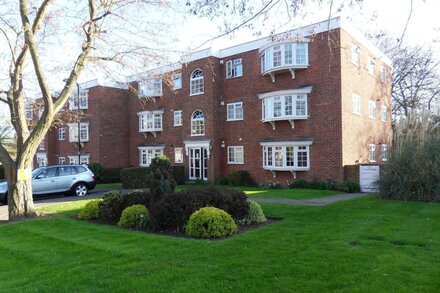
[174,147,183,163]
[68,156,90,165]
[369,144,376,162]
[261,141,312,171]
[58,157,65,165]
[139,147,164,167]
[381,144,388,161]
[36,154,47,167]
[227,146,244,164]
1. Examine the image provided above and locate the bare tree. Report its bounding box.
[376,35,440,118]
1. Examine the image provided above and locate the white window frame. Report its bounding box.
[227,102,243,121]
[173,110,183,126]
[351,44,361,67]
[138,110,163,133]
[261,94,308,121]
[367,56,375,75]
[191,110,205,136]
[173,73,182,90]
[58,157,65,165]
[36,153,47,167]
[174,147,183,164]
[68,155,90,165]
[58,128,66,140]
[25,106,33,119]
[381,144,388,161]
[369,101,376,119]
[260,141,312,171]
[260,42,309,75]
[68,123,90,142]
[39,138,45,151]
[369,144,376,162]
[381,105,387,122]
[352,94,361,115]
[69,91,89,110]
[190,69,204,96]
[380,66,387,83]
[226,58,243,79]
[227,146,244,164]
[138,146,164,167]
[138,78,162,97]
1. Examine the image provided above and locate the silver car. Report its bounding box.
[0,165,96,203]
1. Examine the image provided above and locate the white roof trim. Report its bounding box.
[258,86,313,99]
[260,141,313,147]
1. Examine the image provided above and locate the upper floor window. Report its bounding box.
[139,146,163,167]
[381,105,387,122]
[351,44,360,67]
[138,111,163,133]
[380,66,387,83]
[261,141,312,171]
[369,144,376,162]
[174,147,183,163]
[58,128,66,140]
[174,110,183,126]
[260,43,309,76]
[352,94,361,115]
[25,106,33,119]
[190,69,204,95]
[228,146,244,164]
[69,91,88,110]
[191,110,205,136]
[381,144,388,161]
[369,100,376,119]
[39,138,45,151]
[227,102,243,121]
[226,58,243,78]
[139,78,162,97]
[367,56,375,75]
[68,123,89,142]
[173,73,182,90]
[262,94,307,124]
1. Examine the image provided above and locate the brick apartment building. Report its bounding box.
[36,17,392,184]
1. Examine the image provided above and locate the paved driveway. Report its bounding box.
[0,190,108,221]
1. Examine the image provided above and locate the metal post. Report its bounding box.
[77,82,81,164]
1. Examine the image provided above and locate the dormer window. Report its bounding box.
[260,42,309,82]
[138,110,163,136]
[69,91,88,110]
[138,78,162,97]
[259,87,312,129]
[190,69,204,95]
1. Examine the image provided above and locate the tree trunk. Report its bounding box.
[6,163,36,220]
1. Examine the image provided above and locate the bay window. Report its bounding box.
[261,141,312,171]
[138,110,163,134]
[260,42,309,81]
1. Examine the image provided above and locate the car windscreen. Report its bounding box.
[32,167,44,178]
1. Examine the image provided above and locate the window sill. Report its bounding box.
[226,75,243,80]
[228,162,244,165]
[352,112,361,116]
[189,92,204,96]
[139,129,163,133]
[173,124,183,127]
[226,118,244,122]
[263,166,310,171]
[190,134,205,137]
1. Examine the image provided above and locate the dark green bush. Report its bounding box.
[150,187,249,232]
[186,207,238,238]
[288,179,309,188]
[288,178,360,193]
[78,199,101,220]
[172,165,185,185]
[101,168,122,183]
[345,181,360,193]
[88,163,104,182]
[238,200,266,225]
[118,204,149,230]
[0,165,5,180]
[98,190,152,223]
[148,155,176,204]
[217,170,256,187]
[121,167,150,189]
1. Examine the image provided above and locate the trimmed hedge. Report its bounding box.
[98,190,151,223]
[88,163,122,183]
[238,201,266,225]
[186,207,238,238]
[150,187,249,232]
[217,170,256,187]
[121,167,150,189]
[118,204,149,230]
[172,165,185,185]
[78,199,101,220]
[288,178,360,193]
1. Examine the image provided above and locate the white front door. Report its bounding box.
[189,147,208,181]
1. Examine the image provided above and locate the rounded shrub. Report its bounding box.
[238,200,267,225]
[186,207,238,239]
[118,204,149,230]
[78,199,101,220]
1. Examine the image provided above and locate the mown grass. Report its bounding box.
[1,197,440,292]
[176,185,341,200]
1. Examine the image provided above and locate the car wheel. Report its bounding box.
[73,183,88,197]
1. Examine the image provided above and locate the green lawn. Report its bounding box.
[176,185,341,200]
[1,197,440,292]
[95,183,122,190]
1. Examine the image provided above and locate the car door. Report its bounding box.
[56,166,75,192]
[32,167,58,195]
